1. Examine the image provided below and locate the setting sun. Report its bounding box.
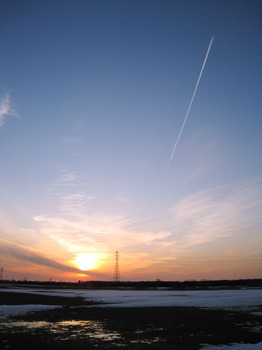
[74,253,97,271]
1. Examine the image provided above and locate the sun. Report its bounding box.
[74,253,96,271]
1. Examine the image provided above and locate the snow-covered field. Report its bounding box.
[80,288,262,309]
[1,287,262,350]
[2,286,262,309]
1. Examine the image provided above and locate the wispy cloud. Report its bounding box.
[2,175,261,280]
[0,239,107,278]
[33,207,174,269]
[48,169,95,218]
[0,239,79,273]
[0,93,15,129]
[171,178,262,248]
[34,213,164,247]
[33,164,262,278]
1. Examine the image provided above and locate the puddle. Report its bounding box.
[130,337,163,344]
[0,319,121,342]
[0,319,167,346]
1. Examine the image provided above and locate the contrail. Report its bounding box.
[164,36,214,178]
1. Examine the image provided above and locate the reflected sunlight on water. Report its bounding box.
[0,318,169,346]
[1,319,121,342]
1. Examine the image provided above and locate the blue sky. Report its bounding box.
[0,0,261,281]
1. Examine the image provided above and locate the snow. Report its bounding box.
[0,287,261,350]
[0,304,61,320]
[82,289,262,309]
[1,287,262,309]
[201,342,262,349]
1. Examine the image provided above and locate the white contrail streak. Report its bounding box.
[164,36,214,178]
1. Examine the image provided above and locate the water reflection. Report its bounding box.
[0,319,167,346]
[0,319,121,342]
[130,337,162,344]
[51,320,121,341]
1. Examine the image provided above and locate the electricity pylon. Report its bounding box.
[113,251,120,282]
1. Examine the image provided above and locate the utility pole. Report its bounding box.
[113,251,120,282]
[0,267,3,280]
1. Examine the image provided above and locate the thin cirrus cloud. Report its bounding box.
[0,93,15,129]
[47,169,95,218]
[171,178,262,248]
[33,210,173,261]
[31,163,262,276]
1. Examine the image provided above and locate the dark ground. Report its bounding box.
[0,291,262,349]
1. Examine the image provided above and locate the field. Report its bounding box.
[1,286,262,349]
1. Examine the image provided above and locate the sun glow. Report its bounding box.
[74,253,97,271]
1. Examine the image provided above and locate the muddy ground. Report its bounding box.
[1,291,262,349]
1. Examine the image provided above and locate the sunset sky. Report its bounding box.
[0,0,261,282]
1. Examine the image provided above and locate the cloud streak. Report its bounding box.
[0,93,15,129]
[164,36,214,177]
[171,179,262,248]
[0,239,79,273]
[41,169,172,255]
[0,239,108,278]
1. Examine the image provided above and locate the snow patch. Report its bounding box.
[0,304,61,320]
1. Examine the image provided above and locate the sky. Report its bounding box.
[0,0,261,282]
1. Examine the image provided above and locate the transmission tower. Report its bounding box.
[113,251,120,282]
